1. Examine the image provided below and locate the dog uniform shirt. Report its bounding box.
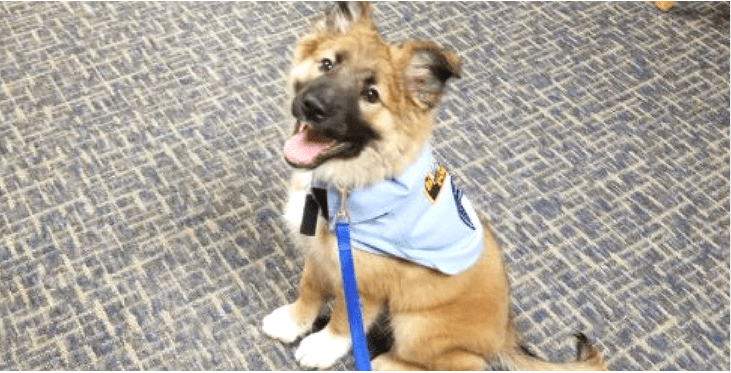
[311,144,484,275]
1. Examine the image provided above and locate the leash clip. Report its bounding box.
[335,187,351,224]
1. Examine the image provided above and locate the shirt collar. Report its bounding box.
[319,144,434,224]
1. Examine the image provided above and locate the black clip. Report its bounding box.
[299,188,329,236]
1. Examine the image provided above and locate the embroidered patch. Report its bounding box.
[424,165,448,204]
[451,177,476,230]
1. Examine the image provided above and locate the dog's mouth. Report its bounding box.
[283,121,354,169]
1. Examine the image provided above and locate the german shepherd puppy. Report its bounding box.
[262,2,606,370]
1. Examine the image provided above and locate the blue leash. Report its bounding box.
[335,189,371,371]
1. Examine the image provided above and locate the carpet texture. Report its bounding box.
[0,2,728,370]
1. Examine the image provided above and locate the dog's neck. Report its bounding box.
[313,143,434,215]
[312,135,431,190]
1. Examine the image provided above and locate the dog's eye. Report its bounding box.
[363,87,380,103]
[320,58,334,72]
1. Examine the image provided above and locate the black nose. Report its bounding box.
[302,92,327,122]
[292,81,354,141]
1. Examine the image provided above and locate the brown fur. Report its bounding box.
[286,4,453,188]
[264,2,606,370]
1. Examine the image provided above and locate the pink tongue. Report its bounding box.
[283,127,333,165]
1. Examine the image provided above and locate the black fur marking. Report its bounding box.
[404,46,459,108]
[428,46,460,80]
[291,73,380,165]
[335,52,346,64]
[337,1,351,16]
[574,333,591,360]
[311,312,394,359]
[293,80,304,93]
[519,344,539,358]
[321,1,368,34]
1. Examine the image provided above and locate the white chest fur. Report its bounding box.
[284,171,314,231]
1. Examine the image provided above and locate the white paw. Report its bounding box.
[295,329,351,369]
[262,304,311,343]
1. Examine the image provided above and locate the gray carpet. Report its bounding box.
[0,1,728,370]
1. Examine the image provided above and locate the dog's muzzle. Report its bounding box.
[283,78,377,169]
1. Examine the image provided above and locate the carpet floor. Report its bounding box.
[0,2,728,370]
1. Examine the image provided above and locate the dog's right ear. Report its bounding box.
[401,41,461,109]
[312,2,374,34]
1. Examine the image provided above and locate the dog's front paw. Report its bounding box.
[295,329,351,369]
[262,304,311,343]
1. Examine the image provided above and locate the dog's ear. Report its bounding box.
[313,2,374,34]
[402,41,461,109]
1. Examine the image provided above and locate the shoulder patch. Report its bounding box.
[451,177,476,230]
[424,165,448,204]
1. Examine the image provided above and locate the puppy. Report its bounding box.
[263,2,606,370]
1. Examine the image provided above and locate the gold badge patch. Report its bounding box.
[424,165,447,204]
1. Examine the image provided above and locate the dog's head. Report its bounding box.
[283,2,460,188]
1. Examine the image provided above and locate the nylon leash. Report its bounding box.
[335,188,371,371]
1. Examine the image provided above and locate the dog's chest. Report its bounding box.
[285,146,484,275]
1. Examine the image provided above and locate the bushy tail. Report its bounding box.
[497,333,606,371]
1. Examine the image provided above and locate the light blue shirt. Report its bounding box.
[314,145,483,275]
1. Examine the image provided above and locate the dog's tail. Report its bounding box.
[496,333,606,371]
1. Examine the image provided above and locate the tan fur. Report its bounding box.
[288,9,437,188]
[267,2,606,370]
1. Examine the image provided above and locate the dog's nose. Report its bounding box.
[292,81,354,140]
[302,92,327,122]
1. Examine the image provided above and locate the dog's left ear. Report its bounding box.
[402,41,461,109]
[313,2,374,34]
